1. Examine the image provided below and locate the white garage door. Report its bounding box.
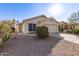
[45,25,58,33]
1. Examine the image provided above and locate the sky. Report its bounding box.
[0,3,79,22]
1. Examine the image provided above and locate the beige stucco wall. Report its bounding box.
[22,16,58,34]
[22,17,48,33]
[75,25,79,29]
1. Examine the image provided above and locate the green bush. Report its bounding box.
[66,30,73,34]
[72,29,79,34]
[36,26,49,39]
[58,25,63,32]
[2,32,11,43]
[0,23,11,46]
[11,27,15,33]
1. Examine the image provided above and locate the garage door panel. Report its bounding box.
[44,25,58,33]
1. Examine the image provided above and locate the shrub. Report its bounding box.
[2,32,11,43]
[0,23,11,46]
[66,30,73,34]
[11,27,15,33]
[58,25,63,32]
[36,26,49,39]
[72,29,79,34]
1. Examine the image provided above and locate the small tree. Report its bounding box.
[36,26,49,39]
[68,11,79,24]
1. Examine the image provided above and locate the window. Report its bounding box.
[33,24,36,31]
[29,24,32,31]
[28,23,36,31]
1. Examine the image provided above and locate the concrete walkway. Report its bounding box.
[60,34,79,44]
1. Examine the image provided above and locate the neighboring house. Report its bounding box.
[59,21,79,32]
[73,23,79,29]
[15,23,22,32]
[20,15,59,34]
[59,21,68,32]
[67,23,79,30]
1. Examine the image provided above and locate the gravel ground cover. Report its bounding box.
[0,33,79,56]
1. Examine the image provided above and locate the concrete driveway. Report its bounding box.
[60,33,79,44]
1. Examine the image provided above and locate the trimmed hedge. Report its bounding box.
[72,29,79,34]
[36,26,49,39]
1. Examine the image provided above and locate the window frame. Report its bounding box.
[28,23,36,32]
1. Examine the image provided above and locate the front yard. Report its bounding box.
[0,33,79,56]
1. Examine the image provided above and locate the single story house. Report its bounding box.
[15,23,22,32]
[59,21,79,32]
[16,15,59,34]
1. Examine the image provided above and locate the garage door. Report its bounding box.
[45,25,58,33]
